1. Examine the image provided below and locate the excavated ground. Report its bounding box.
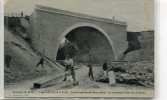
[4,27,59,84]
[4,17,154,95]
[4,28,154,90]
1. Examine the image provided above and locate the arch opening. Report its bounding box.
[56,25,115,64]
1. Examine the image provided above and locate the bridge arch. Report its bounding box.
[57,23,116,61]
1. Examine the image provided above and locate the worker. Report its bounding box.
[70,65,76,82]
[87,54,94,80]
[64,55,74,71]
[103,60,108,77]
[63,55,75,81]
[35,57,44,69]
[21,11,23,17]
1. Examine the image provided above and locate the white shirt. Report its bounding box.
[64,58,74,66]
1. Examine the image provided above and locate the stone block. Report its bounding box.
[108,71,116,85]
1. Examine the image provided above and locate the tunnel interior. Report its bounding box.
[56,26,115,64]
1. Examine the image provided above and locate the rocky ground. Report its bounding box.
[96,61,154,88]
[5,65,154,97]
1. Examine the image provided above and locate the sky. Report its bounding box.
[4,0,154,31]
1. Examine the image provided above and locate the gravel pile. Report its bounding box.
[111,61,154,87]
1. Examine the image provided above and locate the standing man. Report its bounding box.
[103,60,108,77]
[87,54,94,80]
[70,65,76,82]
[35,57,44,69]
[21,11,23,17]
[64,55,75,81]
[87,63,94,80]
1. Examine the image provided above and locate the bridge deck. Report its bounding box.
[35,5,127,26]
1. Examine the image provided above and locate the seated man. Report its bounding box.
[64,55,73,70]
[63,55,75,81]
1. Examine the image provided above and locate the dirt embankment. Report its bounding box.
[4,17,58,84]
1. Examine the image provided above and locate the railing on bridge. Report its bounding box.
[4,13,22,17]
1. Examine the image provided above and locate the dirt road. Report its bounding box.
[5,65,153,97]
[5,65,102,89]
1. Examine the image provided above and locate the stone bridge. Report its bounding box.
[30,5,128,63]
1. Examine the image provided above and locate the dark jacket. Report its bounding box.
[103,63,107,71]
[39,58,44,63]
[87,64,93,73]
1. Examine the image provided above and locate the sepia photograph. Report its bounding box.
[4,0,154,98]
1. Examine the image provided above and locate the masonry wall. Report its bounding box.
[30,7,128,61]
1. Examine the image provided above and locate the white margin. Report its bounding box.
[158,0,167,100]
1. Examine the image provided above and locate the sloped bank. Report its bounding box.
[4,17,59,84]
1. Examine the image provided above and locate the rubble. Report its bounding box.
[96,61,154,87]
[96,78,109,83]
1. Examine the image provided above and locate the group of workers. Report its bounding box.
[62,54,108,82]
[35,54,108,82]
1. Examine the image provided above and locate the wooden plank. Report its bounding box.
[33,73,65,88]
[33,71,72,89]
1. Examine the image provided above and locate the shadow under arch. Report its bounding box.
[58,23,116,60]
